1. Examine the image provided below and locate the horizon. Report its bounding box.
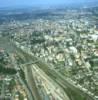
[0,0,98,8]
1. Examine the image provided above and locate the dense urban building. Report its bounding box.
[0,2,98,100]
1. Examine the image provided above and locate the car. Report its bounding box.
[88,91,94,96]
[82,88,88,92]
[77,84,82,88]
[94,96,98,100]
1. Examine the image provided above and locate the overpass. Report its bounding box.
[0,37,95,100]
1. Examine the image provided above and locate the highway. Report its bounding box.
[0,37,95,100]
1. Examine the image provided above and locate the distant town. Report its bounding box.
[0,6,98,100]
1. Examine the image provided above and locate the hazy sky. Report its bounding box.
[0,0,97,8]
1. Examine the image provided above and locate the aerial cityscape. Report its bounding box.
[0,0,98,100]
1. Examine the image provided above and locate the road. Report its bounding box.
[0,37,95,100]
